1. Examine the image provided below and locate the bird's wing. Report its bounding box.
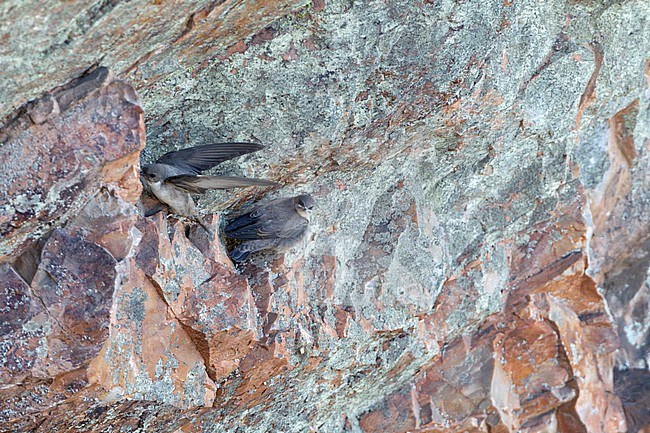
[165,175,277,194]
[224,213,259,238]
[156,142,265,173]
[224,205,269,239]
[275,217,309,239]
[225,200,307,240]
[224,197,290,235]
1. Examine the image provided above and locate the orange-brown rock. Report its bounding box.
[0,68,145,424]
[1,1,649,432]
[0,67,144,259]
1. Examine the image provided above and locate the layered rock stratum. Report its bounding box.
[0,1,649,432]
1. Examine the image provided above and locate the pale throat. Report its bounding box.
[297,208,311,220]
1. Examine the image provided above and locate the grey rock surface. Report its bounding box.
[1,0,649,432]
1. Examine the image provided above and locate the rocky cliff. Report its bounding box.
[1,1,649,432]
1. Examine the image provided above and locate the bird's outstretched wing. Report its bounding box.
[156,142,265,173]
[166,175,277,193]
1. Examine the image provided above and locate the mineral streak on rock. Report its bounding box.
[1,0,649,432]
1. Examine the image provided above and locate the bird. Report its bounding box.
[140,142,277,217]
[224,194,314,262]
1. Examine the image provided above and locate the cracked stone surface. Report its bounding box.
[1,0,649,432]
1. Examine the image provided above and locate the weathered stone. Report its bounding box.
[1,0,649,432]
[87,252,218,408]
[0,68,146,426]
[578,95,650,371]
[492,316,574,432]
[0,66,144,259]
[615,368,650,433]
[30,228,117,376]
[0,263,45,386]
[86,212,257,408]
[148,215,260,382]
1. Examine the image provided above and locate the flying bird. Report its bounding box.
[140,142,277,217]
[224,194,314,262]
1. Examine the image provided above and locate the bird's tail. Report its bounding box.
[229,247,251,262]
[229,239,277,262]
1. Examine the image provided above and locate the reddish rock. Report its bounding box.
[492,315,574,432]
[0,263,47,388]
[87,211,259,408]
[87,254,218,407]
[147,215,260,382]
[0,1,648,432]
[30,229,117,376]
[0,68,145,425]
[359,320,498,432]
[358,179,628,433]
[584,99,650,371]
[0,66,144,259]
[495,184,625,432]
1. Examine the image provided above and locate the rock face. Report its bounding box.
[0,1,649,432]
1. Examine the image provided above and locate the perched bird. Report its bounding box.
[224,194,314,262]
[141,142,277,217]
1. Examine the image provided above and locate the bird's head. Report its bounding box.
[140,164,162,183]
[294,194,315,219]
